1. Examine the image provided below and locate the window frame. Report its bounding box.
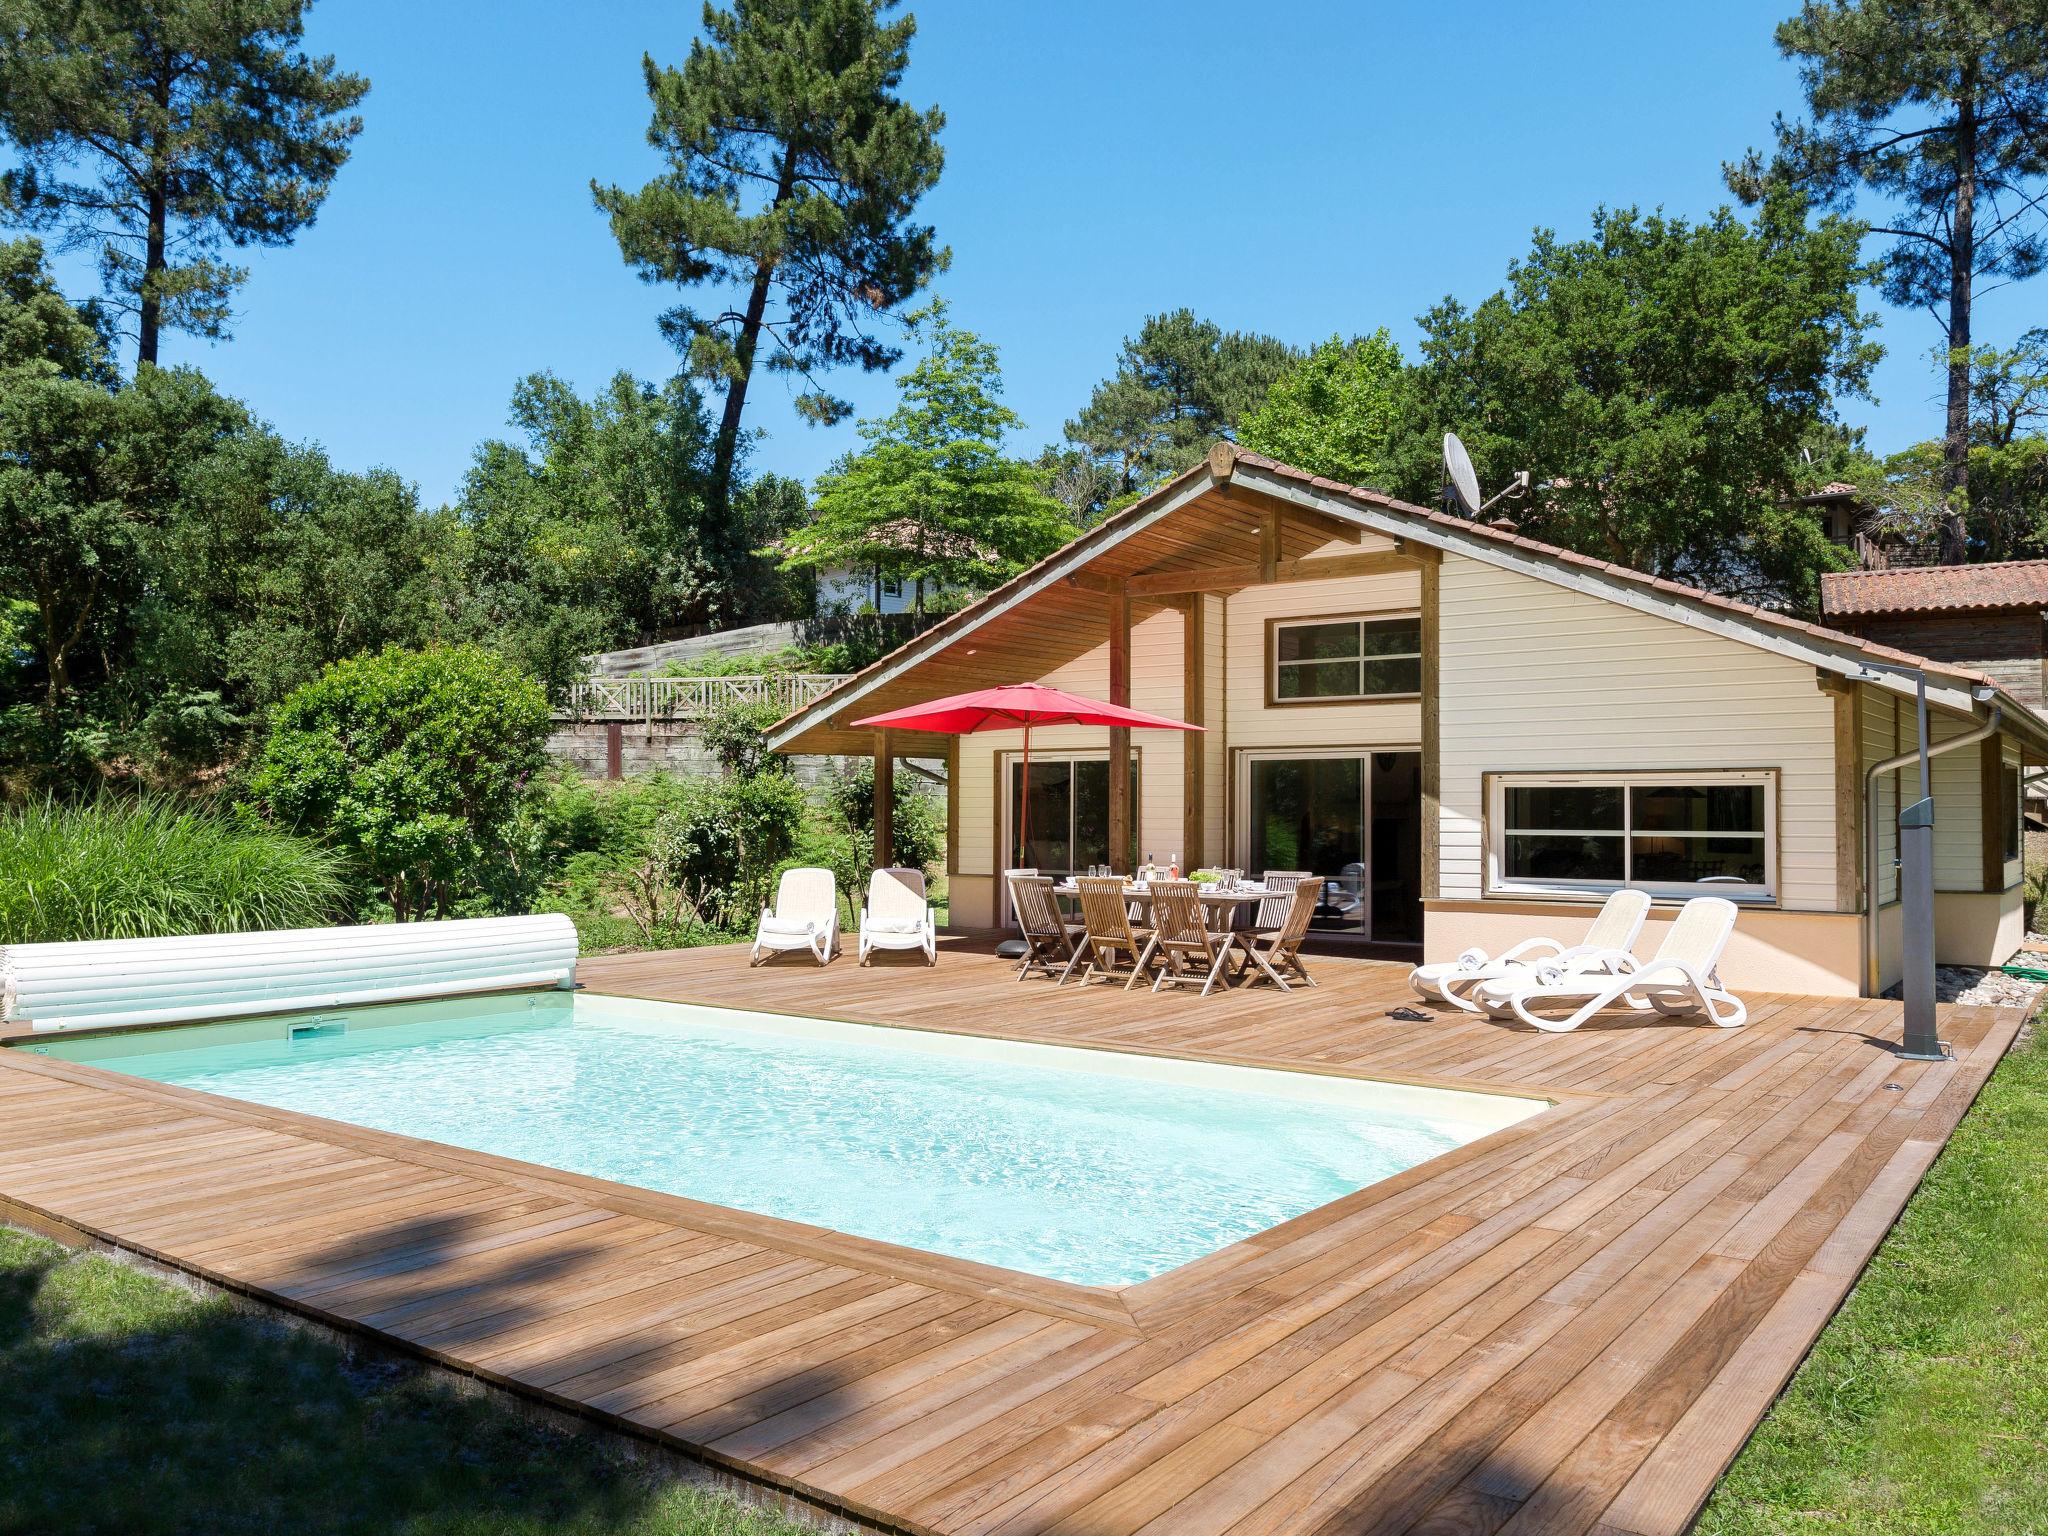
[1264,610,1423,707]
[1485,768,1779,904]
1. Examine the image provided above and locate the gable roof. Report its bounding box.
[1821,559,2048,619]
[769,445,2045,754]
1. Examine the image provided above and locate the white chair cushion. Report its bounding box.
[864,916,926,936]
[759,915,817,938]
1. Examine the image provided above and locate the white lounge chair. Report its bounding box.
[1477,896,1748,1033]
[858,867,937,966]
[750,866,838,966]
[1408,888,1652,1013]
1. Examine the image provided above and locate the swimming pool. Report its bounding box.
[25,992,1547,1288]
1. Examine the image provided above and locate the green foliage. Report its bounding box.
[1061,308,1298,520]
[592,0,947,604]
[1389,197,1879,611]
[0,1226,818,1535]
[1239,330,1405,487]
[0,0,368,365]
[248,646,551,922]
[781,301,1074,610]
[0,794,344,942]
[697,696,789,778]
[1698,1023,2048,1535]
[1728,0,2048,515]
[447,371,804,690]
[825,758,941,875]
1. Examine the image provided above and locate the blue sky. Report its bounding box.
[34,0,2042,505]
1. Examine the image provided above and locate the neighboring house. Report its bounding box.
[770,445,2047,999]
[808,519,990,617]
[1821,560,2048,708]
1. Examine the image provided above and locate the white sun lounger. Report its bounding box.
[1408,888,1651,1013]
[858,867,937,966]
[751,867,838,966]
[1475,895,1747,1033]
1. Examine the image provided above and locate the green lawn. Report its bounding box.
[4,1020,2043,1535]
[0,1227,813,1536]
[1697,1019,2048,1535]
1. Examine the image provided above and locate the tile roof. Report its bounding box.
[1227,451,2006,691]
[1820,560,2048,618]
[770,446,2037,749]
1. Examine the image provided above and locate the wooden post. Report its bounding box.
[873,730,894,869]
[1181,595,1205,870]
[1107,581,1131,873]
[1981,733,2007,893]
[605,722,623,782]
[1418,554,1441,901]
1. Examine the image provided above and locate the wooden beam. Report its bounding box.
[1062,570,1115,594]
[1420,557,1441,902]
[873,730,894,869]
[1123,548,1421,597]
[944,736,960,890]
[1258,508,1281,583]
[1107,581,1131,873]
[1182,596,1205,870]
[1834,682,1862,914]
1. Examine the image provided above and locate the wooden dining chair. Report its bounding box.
[1007,872,1084,983]
[1074,876,1154,989]
[1252,871,1309,933]
[1236,878,1320,991]
[1146,880,1236,997]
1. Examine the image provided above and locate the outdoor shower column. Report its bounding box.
[1107,580,1131,874]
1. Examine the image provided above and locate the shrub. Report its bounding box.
[248,645,551,921]
[0,796,346,943]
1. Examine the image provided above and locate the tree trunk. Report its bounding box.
[1940,85,1977,565]
[138,65,173,369]
[704,142,801,621]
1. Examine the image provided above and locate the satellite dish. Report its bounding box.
[1443,432,1482,518]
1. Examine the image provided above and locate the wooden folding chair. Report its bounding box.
[1146,880,1236,997]
[1074,876,1155,990]
[1235,878,1319,991]
[1007,872,1084,983]
[1251,871,1309,933]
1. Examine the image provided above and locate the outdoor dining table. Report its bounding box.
[1050,879,1274,931]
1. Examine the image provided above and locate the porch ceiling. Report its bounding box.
[773,482,1396,756]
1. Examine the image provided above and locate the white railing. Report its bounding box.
[560,673,851,720]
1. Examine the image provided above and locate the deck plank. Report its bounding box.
[0,936,2026,1534]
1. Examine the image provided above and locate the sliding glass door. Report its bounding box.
[1240,749,1421,943]
[1004,755,1139,887]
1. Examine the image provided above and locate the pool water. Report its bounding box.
[29,992,1545,1287]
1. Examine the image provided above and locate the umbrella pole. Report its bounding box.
[1017,721,1032,871]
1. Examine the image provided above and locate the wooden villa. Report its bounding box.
[771,444,2048,997]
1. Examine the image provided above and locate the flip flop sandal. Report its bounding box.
[1388,1006,1432,1022]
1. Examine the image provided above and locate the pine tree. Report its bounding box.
[0,0,367,368]
[1729,0,2048,560]
[593,0,946,620]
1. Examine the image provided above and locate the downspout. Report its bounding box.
[1862,695,2002,997]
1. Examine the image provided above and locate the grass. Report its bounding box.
[0,795,346,944]
[1696,1018,2048,1535]
[0,1228,816,1536]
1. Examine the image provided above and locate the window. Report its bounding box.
[1269,614,1421,702]
[1491,771,1774,900]
[879,572,903,599]
[2003,762,2022,864]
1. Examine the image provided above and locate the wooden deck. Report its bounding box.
[0,939,2027,1535]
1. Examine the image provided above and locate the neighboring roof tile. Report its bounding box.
[1819,560,2048,618]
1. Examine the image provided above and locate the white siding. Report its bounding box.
[952,608,1187,881]
[1859,687,2000,900]
[1222,570,1423,751]
[1438,557,1839,911]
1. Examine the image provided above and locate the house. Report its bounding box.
[1822,559,2048,708]
[769,445,2048,998]
[809,519,988,617]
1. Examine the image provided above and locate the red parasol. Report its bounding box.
[850,683,1204,869]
